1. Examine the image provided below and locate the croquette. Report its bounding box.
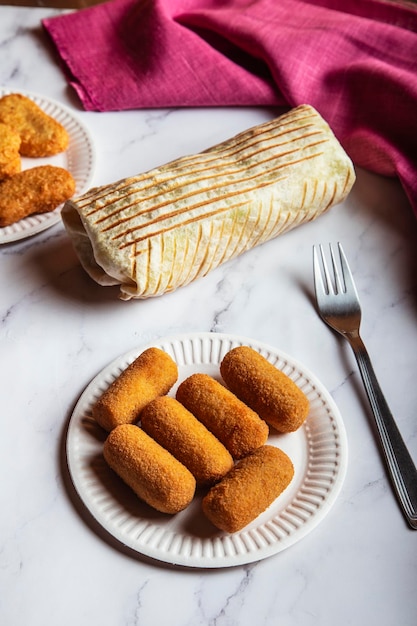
[176,373,268,459]
[141,396,234,485]
[103,424,196,514]
[220,346,309,433]
[202,445,294,533]
[92,347,178,431]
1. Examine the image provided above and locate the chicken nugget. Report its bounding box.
[0,93,69,157]
[93,347,178,431]
[220,346,309,433]
[202,445,294,533]
[0,165,75,227]
[0,122,21,181]
[141,396,234,486]
[176,373,268,459]
[103,424,196,514]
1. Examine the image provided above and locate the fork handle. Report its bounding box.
[347,333,417,529]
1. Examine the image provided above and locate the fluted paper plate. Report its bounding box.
[0,88,95,243]
[66,332,348,568]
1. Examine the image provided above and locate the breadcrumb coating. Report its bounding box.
[176,373,268,459]
[0,94,69,157]
[0,165,75,227]
[141,396,234,485]
[220,346,309,433]
[104,424,196,514]
[0,122,21,181]
[202,445,294,533]
[92,347,178,431]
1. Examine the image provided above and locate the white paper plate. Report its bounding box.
[0,88,95,243]
[66,332,348,568]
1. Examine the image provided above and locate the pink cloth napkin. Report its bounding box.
[43,0,417,214]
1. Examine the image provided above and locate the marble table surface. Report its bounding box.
[1,6,416,626]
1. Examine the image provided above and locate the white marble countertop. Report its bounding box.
[1,6,417,626]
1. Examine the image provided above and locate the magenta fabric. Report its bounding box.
[43,0,417,214]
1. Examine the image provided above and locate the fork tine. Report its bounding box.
[313,245,328,295]
[330,243,344,295]
[337,242,360,300]
[314,244,336,295]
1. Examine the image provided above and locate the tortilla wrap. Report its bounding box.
[62,105,355,300]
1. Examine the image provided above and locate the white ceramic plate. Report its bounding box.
[0,88,95,243]
[66,332,348,568]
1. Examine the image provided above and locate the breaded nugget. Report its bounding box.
[103,424,196,514]
[93,347,178,431]
[0,122,21,181]
[0,165,75,227]
[202,445,294,533]
[220,346,309,433]
[176,373,268,459]
[0,94,69,157]
[141,396,234,486]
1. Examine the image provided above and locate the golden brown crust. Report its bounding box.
[220,346,309,433]
[103,424,196,514]
[0,165,75,227]
[176,373,268,459]
[202,445,294,533]
[92,347,178,431]
[141,396,234,485]
[0,123,21,181]
[0,94,69,157]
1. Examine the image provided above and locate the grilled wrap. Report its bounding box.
[62,105,355,300]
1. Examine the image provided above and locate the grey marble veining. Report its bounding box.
[1,6,417,626]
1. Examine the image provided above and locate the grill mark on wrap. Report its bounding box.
[78,108,318,212]
[107,159,288,239]
[212,217,230,269]
[120,200,250,252]
[259,196,276,244]
[169,236,178,291]
[311,179,318,206]
[178,234,192,287]
[131,242,137,279]
[115,148,325,252]
[144,238,151,294]
[227,205,253,262]
[324,181,338,211]
[300,182,308,210]
[342,168,354,195]
[90,133,326,228]
[154,234,164,294]
[92,133,318,225]
[199,220,216,276]
[188,222,204,285]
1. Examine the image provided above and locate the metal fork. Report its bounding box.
[313,242,417,529]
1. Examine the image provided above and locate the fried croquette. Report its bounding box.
[176,373,268,459]
[103,424,196,514]
[92,347,178,432]
[202,445,294,533]
[0,165,75,227]
[0,123,21,181]
[220,346,309,433]
[0,94,69,157]
[141,396,234,486]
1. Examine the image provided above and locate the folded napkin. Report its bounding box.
[43,0,417,214]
